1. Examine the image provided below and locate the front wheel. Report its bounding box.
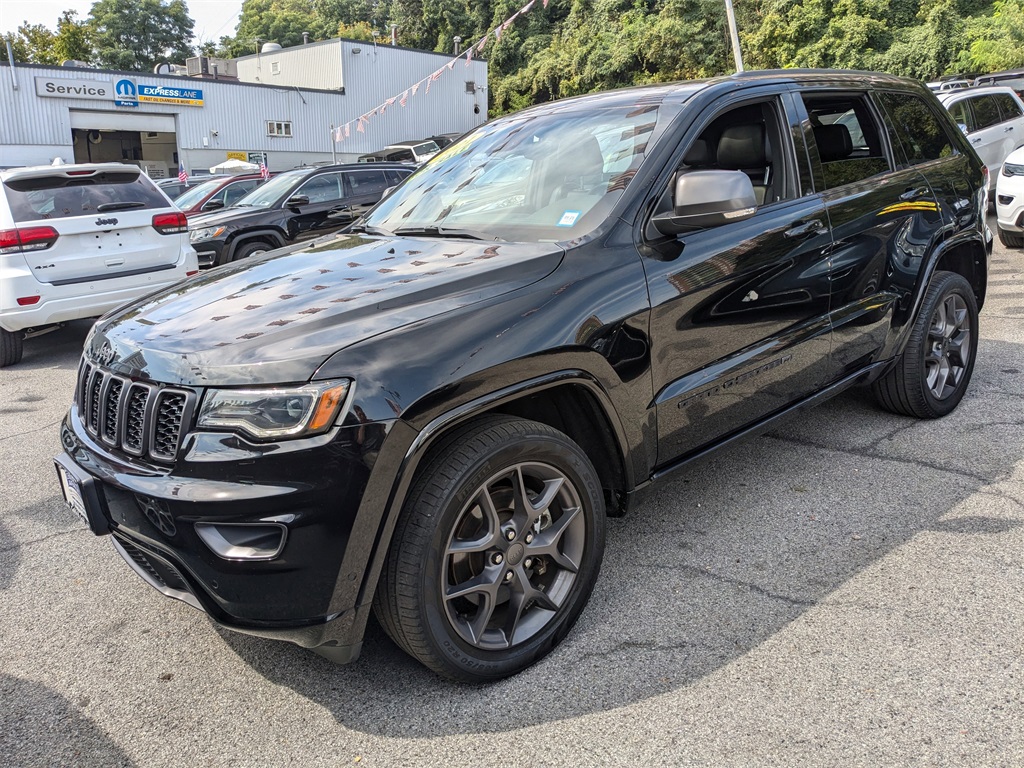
[872,270,978,418]
[374,416,606,681]
[997,225,1024,249]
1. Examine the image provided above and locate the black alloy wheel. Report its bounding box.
[872,270,979,418]
[373,415,605,681]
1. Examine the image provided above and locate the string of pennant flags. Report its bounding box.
[332,0,550,143]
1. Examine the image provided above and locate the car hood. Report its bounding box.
[187,205,273,228]
[86,234,564,386]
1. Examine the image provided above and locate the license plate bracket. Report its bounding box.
[53,453,111,536]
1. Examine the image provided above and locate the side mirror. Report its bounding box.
[202,199,225,211]
[652,170,757,235]
[381,185,396,199]
[285,194,310,209]
[957,122,969,135]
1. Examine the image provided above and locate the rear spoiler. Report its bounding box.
[1,164,141,184]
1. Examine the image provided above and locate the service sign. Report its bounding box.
[137,84,204,107]
[35,77,113,101]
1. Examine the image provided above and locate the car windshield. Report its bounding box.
[363,102,677,242]
[233,170,305,208]
[173,178,225,209]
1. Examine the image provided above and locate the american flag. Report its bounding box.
[259,157,270,180]
[177,163,187,183]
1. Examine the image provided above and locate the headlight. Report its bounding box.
[197,380,351,440]
[1002,162,1024,177]
[189,226,226,242]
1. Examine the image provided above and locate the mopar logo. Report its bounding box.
[95,217,118,226]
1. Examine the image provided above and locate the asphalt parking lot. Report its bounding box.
[2,221,1022,767]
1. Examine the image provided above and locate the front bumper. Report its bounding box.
[193,239,225,268]
[57,401,406,662]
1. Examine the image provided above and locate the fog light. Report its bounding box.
[195,522,287,560]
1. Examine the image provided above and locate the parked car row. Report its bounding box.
[356,134,461,165]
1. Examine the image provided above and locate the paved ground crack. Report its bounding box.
[0,527,81,556]
[0,419,62,444]
[763,433,993,483]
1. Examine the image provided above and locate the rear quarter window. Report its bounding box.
[3,171,169,223]
[876,91,957,167]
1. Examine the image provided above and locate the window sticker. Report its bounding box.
[557,210,581,227]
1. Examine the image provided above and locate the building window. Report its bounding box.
[267,121,293,137]
[271,62,281,75]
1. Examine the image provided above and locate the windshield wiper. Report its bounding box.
[348,224,396,236]
[96,201,146,212]
[392,226,502,241]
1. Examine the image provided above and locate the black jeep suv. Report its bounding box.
[187,162,413,266]
[56,70,990,682]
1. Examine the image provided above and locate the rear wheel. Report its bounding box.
[872,271,978,418]
[374,416,605,681]
[0,329,24,368]
[997,225,1024,248]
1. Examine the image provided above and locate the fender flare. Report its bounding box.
[226,229,287,261]
[353,369,634,611]
[898,228,986,345]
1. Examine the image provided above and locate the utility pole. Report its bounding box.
[723,0,744,73]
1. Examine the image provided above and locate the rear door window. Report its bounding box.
[875,91,956,167]
[4,171,168,222]
[345,170,389,198]
[969,95,1002,129]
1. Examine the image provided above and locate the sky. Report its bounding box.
[0,1,243,47]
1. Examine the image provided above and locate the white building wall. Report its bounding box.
[235,40,343,91]
[0,56,488,171]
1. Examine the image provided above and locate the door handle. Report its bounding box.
[900,187,929,201]
[1005,126,1015,132]
[784,219,825,239]
[971,137,982,144]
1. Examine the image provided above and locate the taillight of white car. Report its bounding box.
[152,212,188,235]
[0,226,59,254]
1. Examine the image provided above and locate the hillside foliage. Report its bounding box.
[5,0,1024,113]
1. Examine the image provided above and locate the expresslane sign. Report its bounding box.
[138,83,203,106]
[35,76,204,107]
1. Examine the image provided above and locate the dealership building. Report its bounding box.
[0,39,488,174]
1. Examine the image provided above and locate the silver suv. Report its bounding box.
[0,162,199,366]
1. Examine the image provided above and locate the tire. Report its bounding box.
[872,270,978,418]
[997,225,1024,248]
[0,329,24,368]
[221,239,273,265]
[373,415,606,682]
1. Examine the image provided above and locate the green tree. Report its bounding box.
[54,11,93,63]
[961,0,1024,71]
[221,0,333,57]
[88,0,196,70]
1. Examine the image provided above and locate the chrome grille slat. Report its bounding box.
[73,362,195,464]
[122,386,150,455]
[152,393,186,460]
[102,379,124,444]
[86,369,103,434]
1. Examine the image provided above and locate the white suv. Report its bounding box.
[938,86,1024,193]
[996,146,1024,247]
[0,163,199,366]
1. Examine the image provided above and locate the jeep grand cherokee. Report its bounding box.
[55,70,989,682]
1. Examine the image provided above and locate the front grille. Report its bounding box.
[77,361,196,464]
